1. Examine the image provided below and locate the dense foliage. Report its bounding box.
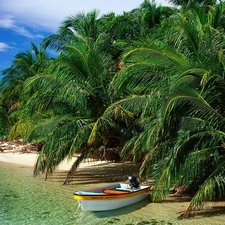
[1,0,225,217]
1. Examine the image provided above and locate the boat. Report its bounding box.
[74,174,151,211]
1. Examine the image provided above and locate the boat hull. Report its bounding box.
[74,184,150,211]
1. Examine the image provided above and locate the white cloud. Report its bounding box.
[0,16,15,28]
[0,42,11,52]
[0,0,171,32]
[0,16,43,39]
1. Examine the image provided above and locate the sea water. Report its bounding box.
[0,162,225,225]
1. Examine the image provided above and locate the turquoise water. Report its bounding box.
[0,162,225,225]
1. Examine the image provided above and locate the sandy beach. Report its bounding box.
[0,140,116,170]
[0,140,147,194]
[0,150,142,186]
[0,150,119,171]
[0,151,111,170]
[0,140,140,183]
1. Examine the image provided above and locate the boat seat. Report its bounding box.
[103,189,130,195]
[75,191,106,195]
[116,187,131,191]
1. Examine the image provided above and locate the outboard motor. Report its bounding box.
[128,174,139,188]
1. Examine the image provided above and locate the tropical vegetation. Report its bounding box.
[1,0,225,218]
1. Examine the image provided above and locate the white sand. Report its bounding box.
[0,152,108,170]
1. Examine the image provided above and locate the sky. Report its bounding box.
[0,0,171,77]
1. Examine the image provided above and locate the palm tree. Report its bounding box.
[0,103,9,137]
[101,1,225,217]
[152,4,225,215]
[138,0,176,36]
[0,43,50,132]
[57,9,102,48]
[11,31,115,182]
[21,6,175,182]
[169,0,217,7]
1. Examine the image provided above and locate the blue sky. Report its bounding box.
[0,0,170,78]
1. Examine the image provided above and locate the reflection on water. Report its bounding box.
[0,162,225,225]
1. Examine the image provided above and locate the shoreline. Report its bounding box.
[0,140,141,185]
[0,151,113,171]
[0,141,140,179]
[0,145,142,185]
[0,140,119,171]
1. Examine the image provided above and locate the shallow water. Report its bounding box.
[0,162,225,225]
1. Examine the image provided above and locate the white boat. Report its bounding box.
[74,174,151,211]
